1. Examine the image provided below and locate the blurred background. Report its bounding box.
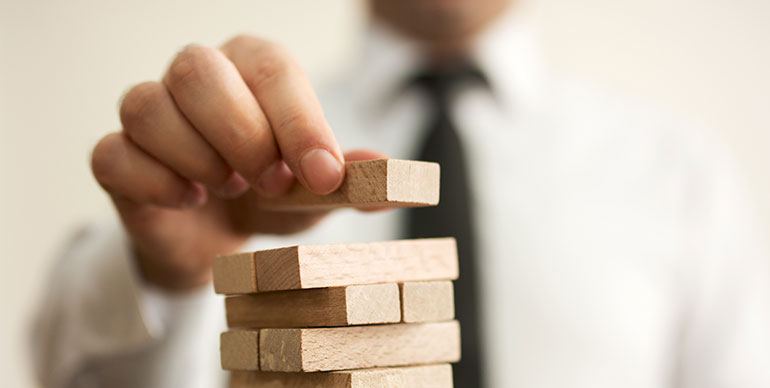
[1,0,768,386]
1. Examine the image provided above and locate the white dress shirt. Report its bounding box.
[31,9,770,388]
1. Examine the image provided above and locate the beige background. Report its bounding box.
[1,0,768,386]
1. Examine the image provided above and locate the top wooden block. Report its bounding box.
[214,238,458,294]
[256,159,440,210]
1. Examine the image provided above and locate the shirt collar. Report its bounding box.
[348,6,547,115]
[473,6,546,112]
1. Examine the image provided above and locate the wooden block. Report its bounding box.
[214,238,458,294]
[226,283,401,328]
[230,364,453,388]
[400,281,455,323]
[214,252,257,294]
[256,159,440,210]
[254,321,460,372]
[221,330,259,371]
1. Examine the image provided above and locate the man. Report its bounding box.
[31,0,770,387]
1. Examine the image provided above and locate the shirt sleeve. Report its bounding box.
[29,220,228,388]
[677,148,770,388]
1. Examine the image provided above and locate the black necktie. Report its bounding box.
[405,65,485,388]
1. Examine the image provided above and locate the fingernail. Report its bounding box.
[220,172,250,198]
[182,184,207,207]
[258,161,295,197]
[300,149,343,194]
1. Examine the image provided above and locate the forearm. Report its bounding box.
[30,220,228,388]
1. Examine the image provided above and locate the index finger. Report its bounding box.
[221,35,345,195]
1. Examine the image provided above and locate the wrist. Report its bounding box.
[132,246,213,291]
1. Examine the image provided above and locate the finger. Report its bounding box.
[344,149,389,162]
[120,81,250,198]
[162,45,291,197]
[221,35,345,195]
[228,190,329,234]
[91,132,206,208]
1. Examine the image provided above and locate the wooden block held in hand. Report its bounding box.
[256,159,440,210]
[221,330,259,371]
[400,281,455,323]
[230,364,453,388]
[214,238,458,294]
[226,283,401,328]
[254,321,460,372]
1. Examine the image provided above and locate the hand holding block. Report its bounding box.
[229,364,453,388]
[226,283,401,328]
[214,238,458,294]
[256,159,440,210]
[255,321,460,372]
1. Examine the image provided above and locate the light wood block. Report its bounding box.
[400,281,455,323]
[255,321,460,372]
[213,252,257,294]
[226,283,401,328]
[229,364,453,388]
[221,330,259,371]
[256,159,440,210]
[214,238,458,294]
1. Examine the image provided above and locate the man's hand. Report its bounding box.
[91,35,378,290]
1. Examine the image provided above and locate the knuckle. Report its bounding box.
[220,35,297,91]
[278,109,315,138]
[276,110,322,163]
[119,82,165,132]
[166,44,219,89]
[246,42,293,88]
[228,131,275,182]
[222,34,261,51]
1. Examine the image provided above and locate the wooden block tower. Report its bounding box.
[213,159,460,388]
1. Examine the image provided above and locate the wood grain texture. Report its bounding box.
[226,283,401,328]
[255,159,440,210]
[213,252,257,294]
[400,281,455,323]
[255,321,461,372]
[221,330,259,371]
[229,364,453,388]
[258,238,459,292]
[214,238,458,294]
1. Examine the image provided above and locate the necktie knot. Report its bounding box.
[410,64,487,106]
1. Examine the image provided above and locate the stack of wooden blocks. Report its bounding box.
[212,159,462,388]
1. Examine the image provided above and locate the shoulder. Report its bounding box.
[542,75,726,181]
